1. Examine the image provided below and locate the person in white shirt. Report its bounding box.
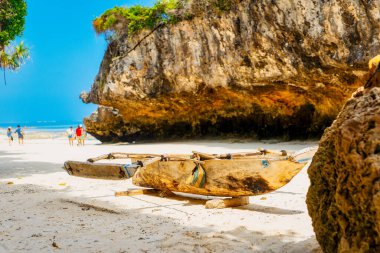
[66,126,75,146]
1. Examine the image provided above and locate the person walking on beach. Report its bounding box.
[66,126,75,146]
[14,125,24,145]
[7,127,13,146]
[81,126,87,146]
[76,125,83,146]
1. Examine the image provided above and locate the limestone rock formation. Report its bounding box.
[307,67,380,251]
[82,0,380,142]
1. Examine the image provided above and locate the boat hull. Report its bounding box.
[133,158,306,197]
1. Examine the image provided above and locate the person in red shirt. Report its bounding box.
[76,125,83,146]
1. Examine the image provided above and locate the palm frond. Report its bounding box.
[0,41,29,85]
[14,41,29,59]
[0,41,29,70]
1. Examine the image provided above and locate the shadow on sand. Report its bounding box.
[92,190,304,215]
[0,150,63,179]
[0,183,321,253]
[238,203,303,215]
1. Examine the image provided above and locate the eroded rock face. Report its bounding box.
[84,106,129,142]
[307,82,380,251]
[83,0,380,142]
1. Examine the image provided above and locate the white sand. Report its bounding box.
[0,139,321,253]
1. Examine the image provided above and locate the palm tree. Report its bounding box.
[0,41,29,85]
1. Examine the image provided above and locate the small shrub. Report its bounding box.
[93,0,179,36]
[94,0,239,40]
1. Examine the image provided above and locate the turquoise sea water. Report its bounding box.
[0,121,86,139]
[0,121,82,132]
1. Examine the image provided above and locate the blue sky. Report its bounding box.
[0,0,155,123]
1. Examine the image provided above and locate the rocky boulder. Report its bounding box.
[84,106,129,143]
[83,0,380,142]
[307,64,380,252]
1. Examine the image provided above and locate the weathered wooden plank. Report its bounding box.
[115,189,159,196]
[87,153,191,163]
[87,153,160,163]
[192,150,287,160]
[64,161,135,180]
[205,197,250,209]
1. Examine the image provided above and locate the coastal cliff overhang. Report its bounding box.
[82,0,380,142]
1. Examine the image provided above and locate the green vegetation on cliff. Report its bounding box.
[93,0,179,36]
[93,0,238,38]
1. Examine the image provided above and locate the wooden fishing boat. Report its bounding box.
[133,150,314,197]
[63,148,316,197]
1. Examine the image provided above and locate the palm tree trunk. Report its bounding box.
[0,43,5,85]
[3,67,6,86]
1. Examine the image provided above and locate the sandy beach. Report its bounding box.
[0,139,321,253]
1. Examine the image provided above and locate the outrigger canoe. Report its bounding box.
[63,148,316,197]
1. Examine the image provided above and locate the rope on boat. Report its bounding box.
[123,161,144,178]
[261,159,270,168]
[187,164,206,188]
[123,165,133,178]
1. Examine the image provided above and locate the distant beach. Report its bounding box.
[0,121,95,140]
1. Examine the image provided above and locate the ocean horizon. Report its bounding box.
[0,120,83,132]
[0,121,89,139]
